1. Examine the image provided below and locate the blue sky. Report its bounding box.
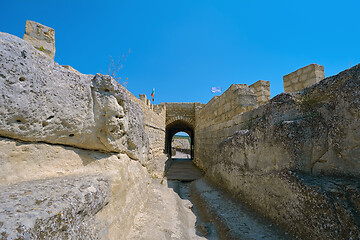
[1,0,360,104]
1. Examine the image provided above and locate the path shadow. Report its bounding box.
[166,179,219,239]
[164,153,217,239]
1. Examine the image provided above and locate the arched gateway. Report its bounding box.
[163,103,201,159]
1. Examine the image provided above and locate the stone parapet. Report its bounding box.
[196,84,258,130]
[23,20,55,59]
[127,93,166,174]
[194,84,258,170]
[283,63,325,92]
[249,80,270,106]
[164,102,199,127]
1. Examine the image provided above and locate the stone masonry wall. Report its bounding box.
[194,84,258,170]
[283,63,325,92]
[23,20,55,59]
[164,102,199,127]
[128,93,166,175]
[249,80,270,106]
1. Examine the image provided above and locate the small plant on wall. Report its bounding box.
[108,48,131,88]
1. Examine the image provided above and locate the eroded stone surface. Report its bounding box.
[62,65,80,73]
[192,178,293,240]
[0,175,110,239]
[172,137,190,150]
[2,24,360,239]
[0,137,152,239]
[0,32,148,161]
[195,64,360,238]
[127,179,206,240]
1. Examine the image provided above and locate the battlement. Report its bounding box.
[283,63,325,92]
[138,94,166,116]
[23,20,55,59]
[249,80,270,106]
[196,84,258,130]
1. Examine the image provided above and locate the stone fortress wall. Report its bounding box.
[23,20,55,59]
[130,93,167,175]
[193,64,360,238]
[1,20,359,239]
[249,80,270,106]
[164,102,199,127]
[194,83,259,169]
[283,63,325,92]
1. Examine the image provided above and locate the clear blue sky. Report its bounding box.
[1,0,359,104]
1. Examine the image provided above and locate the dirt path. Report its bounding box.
[191,179,294,240]
[127,178,207,240]
[128,177,294,240]
[128,154,293,239]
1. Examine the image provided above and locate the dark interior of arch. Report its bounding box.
[165,120,194,159]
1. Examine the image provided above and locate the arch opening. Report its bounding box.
[165,120,194,160]
[171,132,191,159]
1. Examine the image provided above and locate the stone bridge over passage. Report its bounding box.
[163,102,202,159]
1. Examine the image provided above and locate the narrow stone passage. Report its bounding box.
[127,178,207,240]
[130,151,294,240]
[165,159,203,181]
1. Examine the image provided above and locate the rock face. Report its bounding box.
[2,22,360,239]
[0,32,148,162]
[215,64,360,176]
[0,136,152,239]
[23,20,55,59]
[0,175,110,239]
[196,64,360,238]
[62,65,80,73]
[172,137,190,150]
[0,31,151,239]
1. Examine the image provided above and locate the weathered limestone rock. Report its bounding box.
[23,20,55,59]
[283,63,325,92]
[0,137,152,239]
[195,64,360,238]
[127,179,205,240]
[172,137,190,150]
[0,175,110,239]
[0,30,157,238]
[0,32,148,162]
[91,74,149,163]
[205,169,360,239]
[62,65,80,73]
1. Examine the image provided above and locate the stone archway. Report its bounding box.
[165,119,194,159]
[163,102,200,160]
[166,116,195,127]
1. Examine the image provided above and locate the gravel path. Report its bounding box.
[129,154,294,240]
[191,178,294,240]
